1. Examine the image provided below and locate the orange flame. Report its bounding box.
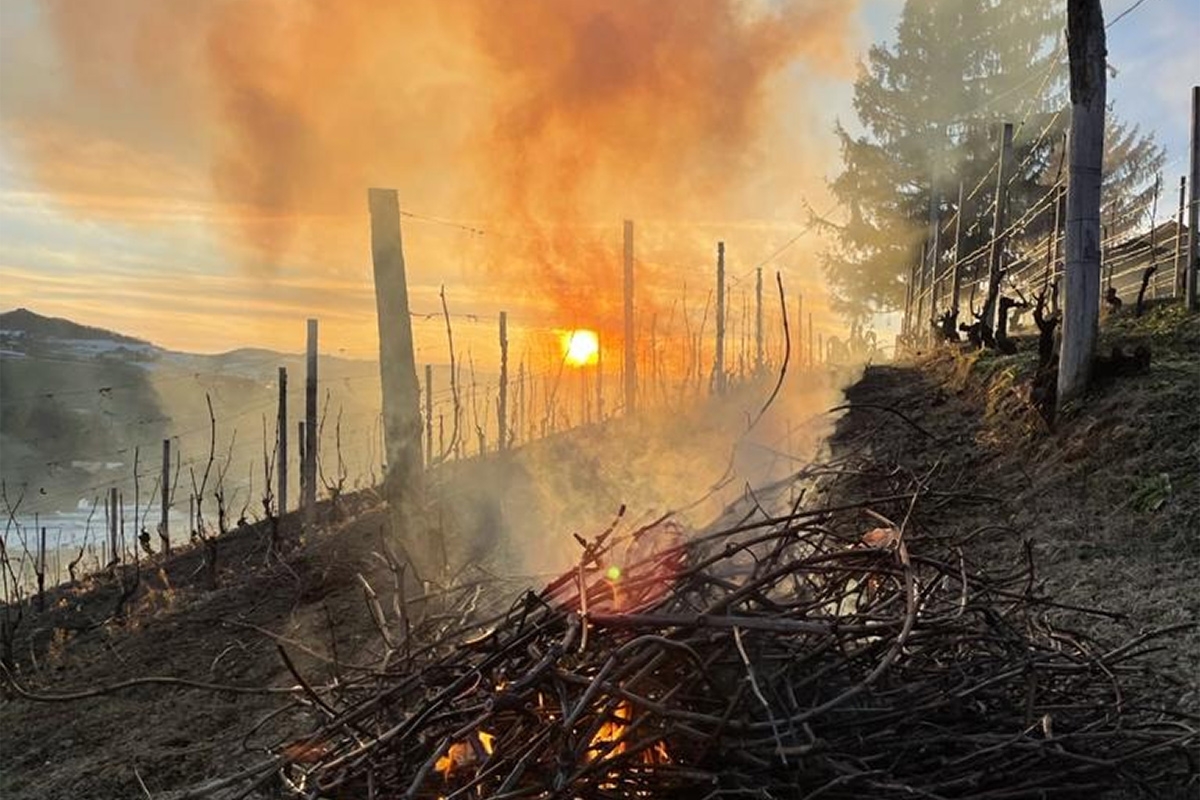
[586,701,672,765]
[587,701,632,761]
[434,730,496,779]
[435,743,469,779]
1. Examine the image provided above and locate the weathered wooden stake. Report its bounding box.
[1187,85,1200,311]
[369,189,423,506]
[276,367,287,516]
[133,446,140,549]
[715,241,726,392]
[1058,0,1107,404]
[1175,176,1187,297]
[160,438,171,554]
[297,420,306,504]
[498,312,509,451]
[119,491,125,562]
[109,487,119,565]
[1053,185,1068,313]
[36,526,46,611]
[983,122,1014,339]
[304,319,318,516]
[102,498,109,565]
[1147,174,1162,302]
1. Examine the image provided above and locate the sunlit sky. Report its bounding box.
[0,0,1196,364]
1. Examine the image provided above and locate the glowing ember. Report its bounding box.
[281,740,331,763]
[562,329,600,367]
[605,565,622,582]
[643,740,671,765]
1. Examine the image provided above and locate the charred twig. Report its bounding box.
[828,403,940,441]
[0,661,311,700]
[168,455,1198,800]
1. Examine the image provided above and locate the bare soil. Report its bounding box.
[0,495,397,799]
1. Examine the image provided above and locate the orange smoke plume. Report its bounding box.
[7,0,858,323]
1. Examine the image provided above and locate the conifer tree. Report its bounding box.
[822,0,1164,319]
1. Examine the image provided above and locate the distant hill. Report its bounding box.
[1,308,383,516]
[0,308,149,345]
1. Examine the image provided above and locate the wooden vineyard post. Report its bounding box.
[951,180,966,325]
[277,367,287,516]
[160,438,171,554]
[983,122,1014,342]
[109,487,119,565]
[1175,176,1187,297]
[1187,86,1199,311]
[369,189,423,505]
[715,242,726,393]
[36,526,46,612]
[927,179,942,332]
[298,421,306,506]
[498,312,509,451]
[119,492,125,562]
[304,319,318,518]
[1058,0,1107,405]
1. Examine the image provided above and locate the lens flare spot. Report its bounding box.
[562,329,599,367]
[605,565,622,582]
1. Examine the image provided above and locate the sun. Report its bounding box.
[562,329,600,367]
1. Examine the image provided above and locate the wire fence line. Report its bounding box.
[3,202,858,601]
[903,148,1190,345]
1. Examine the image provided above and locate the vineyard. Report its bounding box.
[1,0,1198,798]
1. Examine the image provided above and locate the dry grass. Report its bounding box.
[836,302,1199,729]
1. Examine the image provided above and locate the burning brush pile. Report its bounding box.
[267,484,1197,799]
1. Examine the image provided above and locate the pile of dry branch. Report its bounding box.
[253,481,1197,800]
